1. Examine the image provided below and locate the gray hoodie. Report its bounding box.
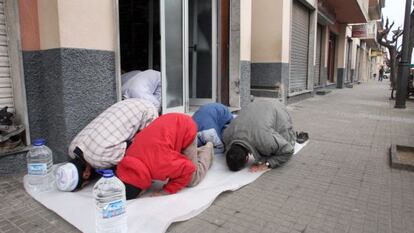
[222,100,296,168]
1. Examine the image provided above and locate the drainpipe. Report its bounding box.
[395,0,412,108]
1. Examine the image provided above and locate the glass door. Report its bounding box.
[189,0,217,106]
[160,0,188,113]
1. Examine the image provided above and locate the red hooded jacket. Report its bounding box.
[116,113,197,194]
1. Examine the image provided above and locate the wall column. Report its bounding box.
[239,0,252,108]
[250,0,291,102]
[20,0,117,162]
[336,24,347,88]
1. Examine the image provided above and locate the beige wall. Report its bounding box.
[240,0,252,61]
[251,0,284,63]
[37,0,60,49]
[281,0,291,63]
[351,38,361,69]
[336,24,353,68]
[322,26,330,67]
[58,0,115,51]
[37,0,115,51]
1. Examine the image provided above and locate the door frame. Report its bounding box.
[327,32,337,84]
[188,0,217,106]
[218,0,230,105]
[160,0,189,113]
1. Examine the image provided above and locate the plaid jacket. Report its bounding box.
[68,98,158,168]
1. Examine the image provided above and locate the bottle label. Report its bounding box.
[103,199,126,219]
[28,163,47,176]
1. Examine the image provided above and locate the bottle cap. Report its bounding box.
[97,169,114,178]
[32,138,45,146]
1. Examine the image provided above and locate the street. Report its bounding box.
[1,80,414,233]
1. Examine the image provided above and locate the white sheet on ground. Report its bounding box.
[25,141,309,233]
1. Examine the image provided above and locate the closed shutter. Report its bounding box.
[0,2,14,112]
[314,24,322,87]
[290,0,310,93]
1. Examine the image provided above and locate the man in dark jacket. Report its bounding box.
[222,100,296,172]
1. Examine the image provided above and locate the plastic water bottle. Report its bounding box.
[93,170,127,233]
[25,138,54,192]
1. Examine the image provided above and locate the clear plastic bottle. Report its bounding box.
[25,138,54,192]
[93,170,127,233]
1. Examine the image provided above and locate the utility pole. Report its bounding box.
[395,0,412,108]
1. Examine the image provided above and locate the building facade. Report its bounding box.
[0,0,384,172]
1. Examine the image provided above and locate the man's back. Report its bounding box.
[192,103,233,137]
[223,100,295,160]
[68,98,158,168]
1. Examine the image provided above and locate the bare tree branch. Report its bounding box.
[377,17,399,91]
[391,26,403,43]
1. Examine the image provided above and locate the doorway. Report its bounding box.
[118,0,160,73]
[119,0,186,113]
[118,0,221,113]
[188,0,217,106]
[219,0,230,105]
[327,32,336,83]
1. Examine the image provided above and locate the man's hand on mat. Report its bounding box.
[151,190,167,197]
[249,164,269,172]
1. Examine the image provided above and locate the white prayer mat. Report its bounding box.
[25,141,308,233]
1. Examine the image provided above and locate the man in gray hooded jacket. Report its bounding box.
[222,100,296,172]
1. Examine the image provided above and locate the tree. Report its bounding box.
[377,18,403,98]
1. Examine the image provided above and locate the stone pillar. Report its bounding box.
[239,0,252,108]
[20,0,117,162]
[336,24,348,88]
[320,25,330,86]
[250,0,291,102]
[229,0,241,108]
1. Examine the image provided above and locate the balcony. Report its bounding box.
[369,0,386,20]
[322,0,369,24]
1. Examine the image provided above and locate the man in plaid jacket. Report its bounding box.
[56,98,158,192]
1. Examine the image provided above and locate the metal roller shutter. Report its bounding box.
[290,0,310,93]
[0,1,14,112]
[314,24,322,87]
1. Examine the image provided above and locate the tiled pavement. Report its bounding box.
[1,80,414,233]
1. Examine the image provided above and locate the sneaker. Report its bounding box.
[296,131,309,144]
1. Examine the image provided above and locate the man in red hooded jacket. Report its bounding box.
[116,113,214,199]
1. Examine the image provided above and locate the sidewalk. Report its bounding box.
[1,80,414,233]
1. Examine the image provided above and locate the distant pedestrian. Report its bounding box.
[379,66,384,82]
[223,100,296,172]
